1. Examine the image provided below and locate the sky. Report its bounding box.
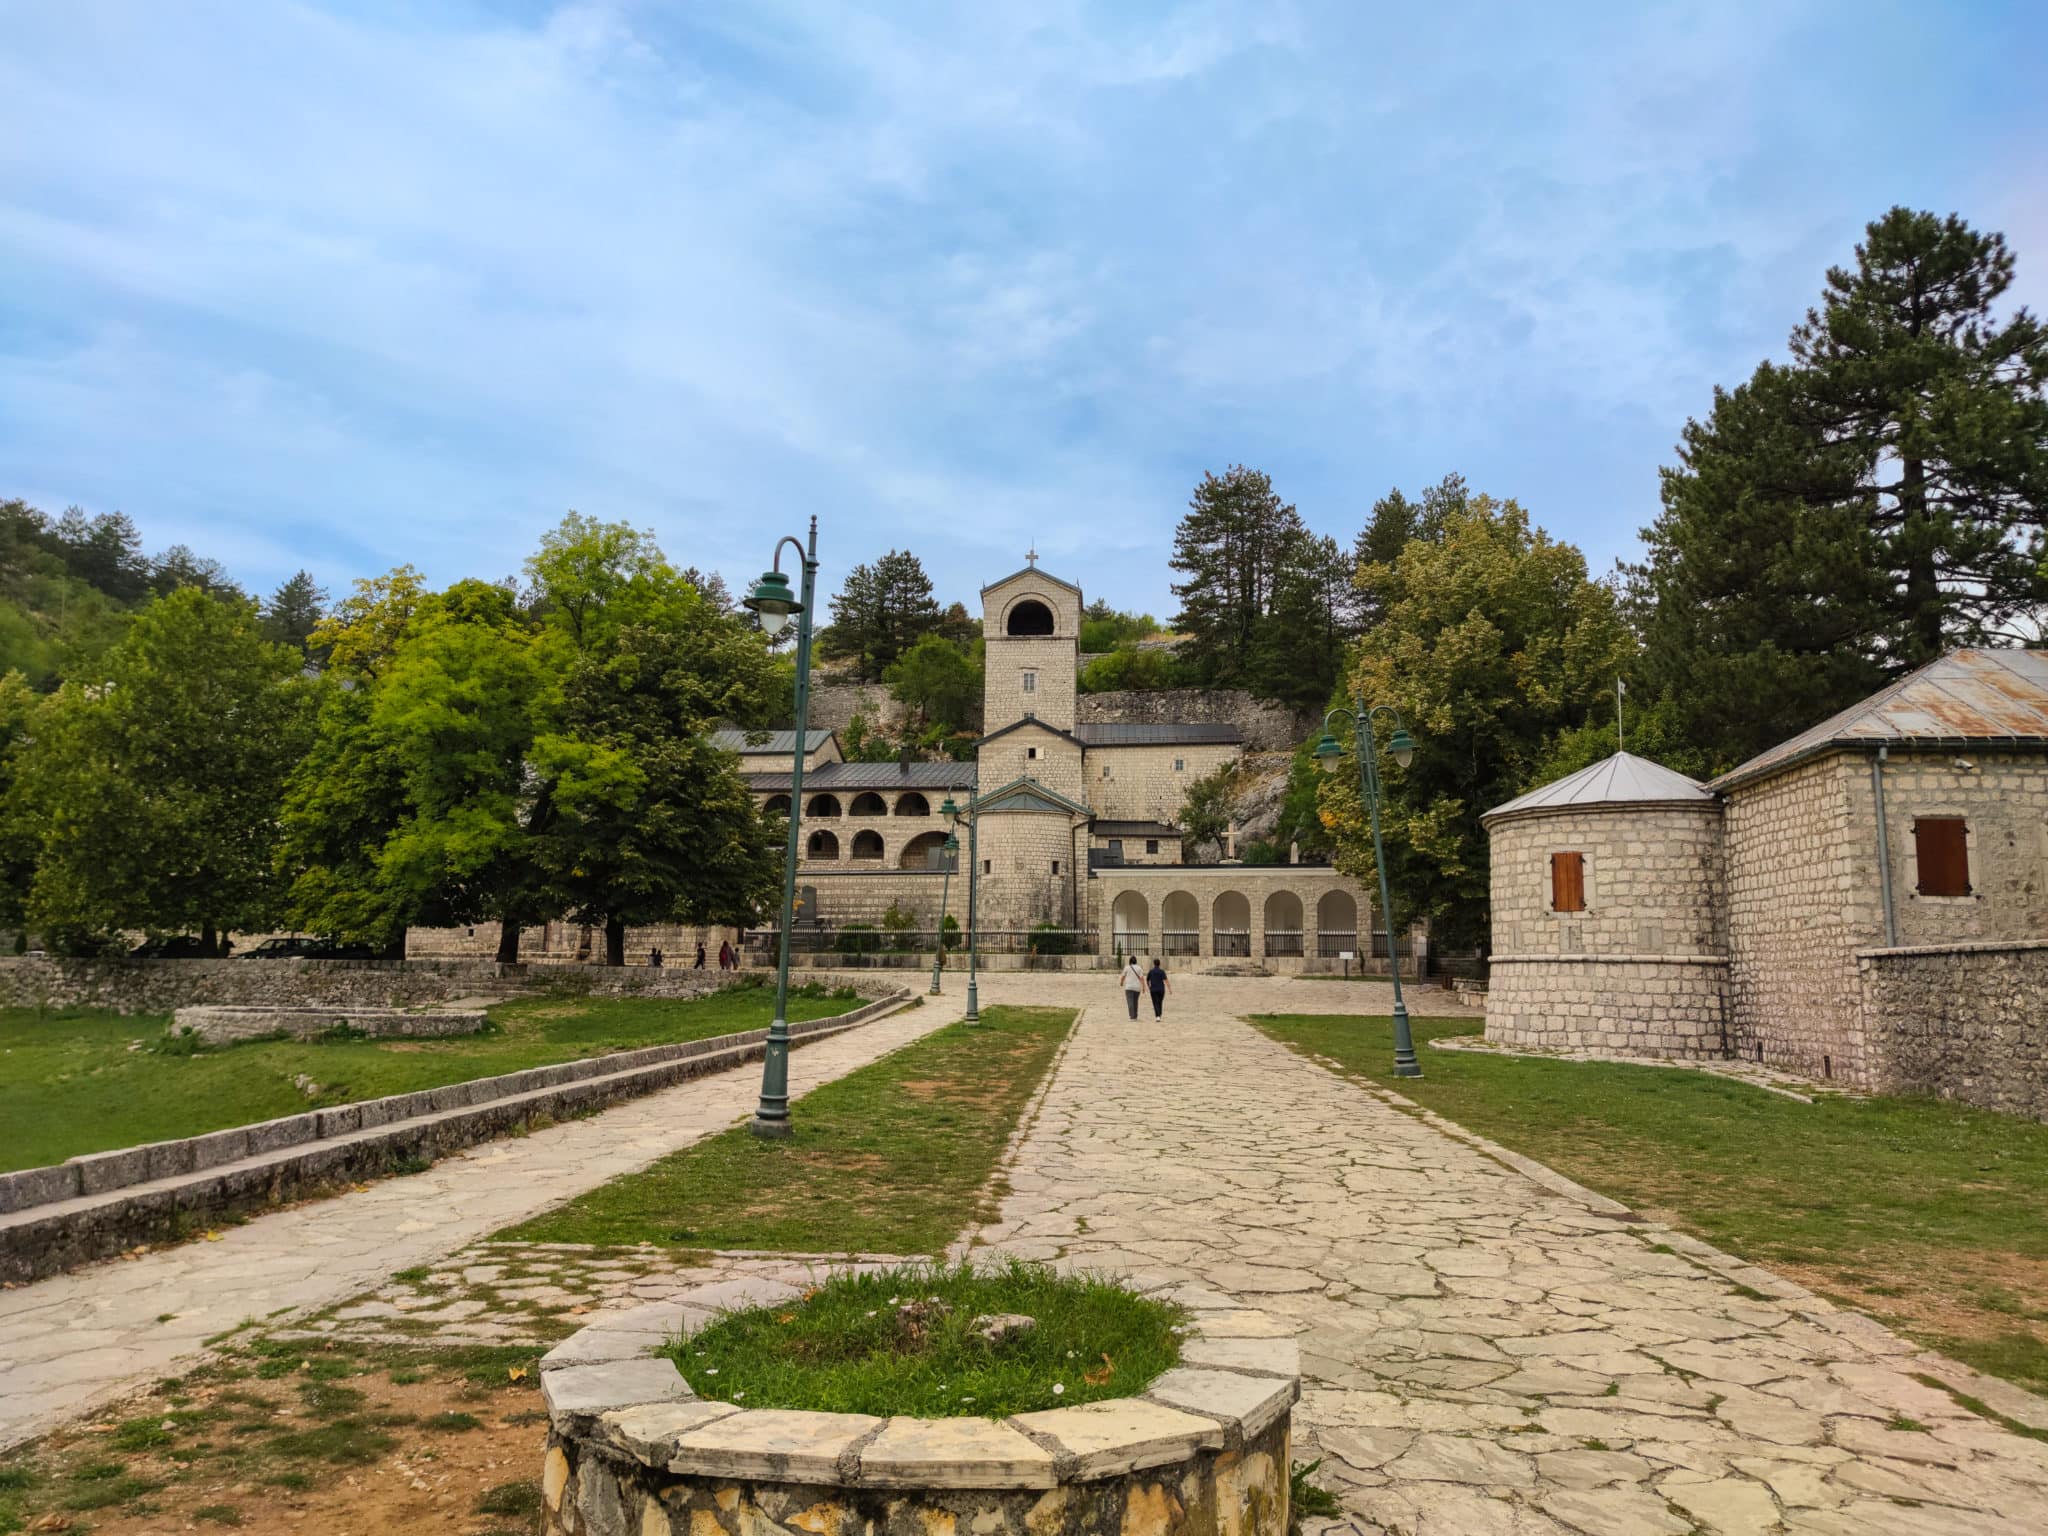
[2,1,2044,621]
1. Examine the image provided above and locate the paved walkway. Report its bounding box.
[967,980,2048,1535]
[0,996,954,1449]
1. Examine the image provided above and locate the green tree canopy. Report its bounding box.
[1321,494,1630,952]
[8,589,310,952]
[885,633,982,735]
[263,570,329,655]
[1635,206,2048,769]
[819,549,943,679]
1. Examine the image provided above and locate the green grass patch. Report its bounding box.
[670,1261,1180,1417]
[1252,1013,2048,1396]
[0,981,864,1172]
[501,1004,1077,1253]
[476,1481,545,1518]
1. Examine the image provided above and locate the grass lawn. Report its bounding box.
[0,982,864,1173]
[1253,1013,2048,1397]
[499,1004,1077,1255]
[669,1261,1181,1417]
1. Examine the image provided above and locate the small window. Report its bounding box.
[1022,671,1037,694]
[1914,817,1971,897]
[1101,765,1111,779]
[1026,746,1038,760]
[1174,758,1184,771]
[1550,851,1586,912]
[982,859,991,875]
[1108,839,1123,858]
[1145,839,1159,854]
[1051,860,1060,875]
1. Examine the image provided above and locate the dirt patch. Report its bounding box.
[0,1340,548,1536]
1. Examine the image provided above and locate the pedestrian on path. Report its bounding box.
[1146,957,1169,1018]
[1121,955,1143,1019]
[694,942,707,969]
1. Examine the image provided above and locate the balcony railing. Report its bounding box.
[1213,931,1250,958]
[1161,930,1198,956]
[1264,930,1304,958]
[1317,931,1359,957]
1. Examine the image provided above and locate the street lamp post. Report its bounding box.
[929,828,959,995]
[963,786,981,1024]
[742,517,820,1138]
[1315,702,1421,1078]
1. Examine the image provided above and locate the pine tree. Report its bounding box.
[819,549,942,678]
[1638,207,2048,768]
[1169,465,1310,687]
[264,570,329,655]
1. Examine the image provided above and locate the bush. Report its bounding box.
[881,902,918,952]
[837,923,881,955]
[1239,840,1282,866]
[941,913,961,951]
[1027,922,1077,956]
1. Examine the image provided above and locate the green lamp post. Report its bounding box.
[1315,702,1421,1078]
[742,517,819,1138]
[929,825,959,995]
[958,785,981,1025]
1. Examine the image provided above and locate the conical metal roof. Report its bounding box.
[1483,751,1714,823]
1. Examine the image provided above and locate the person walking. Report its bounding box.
[1146,956,1169,1019]
[718,939,733,970]
[694,942,706,969]
[1120,955,1143,1019]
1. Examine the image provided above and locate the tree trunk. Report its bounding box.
[496,919,521,964]
[605,916,627,967]
[201,922,219,957]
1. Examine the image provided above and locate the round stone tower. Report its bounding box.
[1482,751,1730,1058]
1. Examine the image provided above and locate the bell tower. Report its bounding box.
[980,555,1081,735]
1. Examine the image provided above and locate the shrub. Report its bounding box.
[837,923,881,955]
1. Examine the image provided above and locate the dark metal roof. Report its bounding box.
[710,728,837,756]
[1092,820,1183,839]
[1711,649,2048,792]
[975,716,1084,748]
[744,762,975,792]
[1075,722,1243,747]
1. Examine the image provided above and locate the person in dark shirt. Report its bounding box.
[1145,957,1169,1018]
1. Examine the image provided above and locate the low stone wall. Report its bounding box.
[1858,941,2048,1117]
[1076,690,1313,751]
[1485,954,1730,1059]
[173,1004,488,1045]
[0,956,754,1017]
[0,990,907,1282]
[540,1279,1296,1536]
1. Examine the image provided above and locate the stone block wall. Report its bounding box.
[1856,941,2048,1118]
[1077,689,1314,751]
[1723,755,1878,1083]
[980,731,1086,804]
[1487,803,1725,958]
[1089,744,1240,825]
[174,1004,488,1044]
[986,635,1078,734]
[1847,750,2048,947]
[0,957,519,1016]
[977,815,1086,929]
[1485,956,1731,1058]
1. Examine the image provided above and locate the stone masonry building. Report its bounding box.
[1483,649,2048,1118]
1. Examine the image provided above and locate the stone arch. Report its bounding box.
[1264,890,1304,957]
[762,794,791,815]
[1006,598,1055,637]
[1213,891,1251,958]
[806,793,841,818]
[806,829,839,860]
[1316,890,1358,957]
[1161,890,1199,957]
[895,791,931,817]
[1111,890,1149,952]
[851,829,885,861]
[898,830,951,870]
[850,791,888,817]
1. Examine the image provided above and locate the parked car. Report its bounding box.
[236,936,323,960]
[130,935,217,959]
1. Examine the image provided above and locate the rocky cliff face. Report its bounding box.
[1076,689,1313,750]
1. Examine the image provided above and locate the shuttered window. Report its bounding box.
[1914,817,1971,897]
[1551,851,1586,912]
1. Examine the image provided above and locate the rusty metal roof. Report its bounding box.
[1711,649,2048,792]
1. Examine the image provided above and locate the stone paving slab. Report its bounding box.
[946,975,2048,1536]
[0,997,954,1449]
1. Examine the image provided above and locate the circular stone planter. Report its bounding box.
[538,1274,1300,1536]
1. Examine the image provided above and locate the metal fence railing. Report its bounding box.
[1317,931,1359,957]
[1161,931,1199,956]
[1263,930,1304,958]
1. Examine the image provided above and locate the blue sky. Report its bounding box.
[2,1,2044,619]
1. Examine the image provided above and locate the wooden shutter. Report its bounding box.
[1551,851,1586,912]
[1914,818,1971,897]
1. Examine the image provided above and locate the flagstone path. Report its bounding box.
[966,990,2048,1535]
[0,995,953,1450]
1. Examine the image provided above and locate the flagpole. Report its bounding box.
[1617,677,1625,753]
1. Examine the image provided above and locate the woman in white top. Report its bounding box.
[1120,956,1144,1019]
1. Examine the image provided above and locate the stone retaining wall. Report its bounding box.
[1484,955,1730,1059]
[1076,690,1313,752]
[0,991,907,1282]
[173,1004,488,1045]
[0,956,750,1016]
[1857,941,2048,1117]
[540,1279,1296,1536]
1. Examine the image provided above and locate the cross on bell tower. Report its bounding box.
[1025,546,1038,566]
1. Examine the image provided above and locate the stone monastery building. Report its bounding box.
[724,559,1373,969]
[1483,649,2048,1118]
